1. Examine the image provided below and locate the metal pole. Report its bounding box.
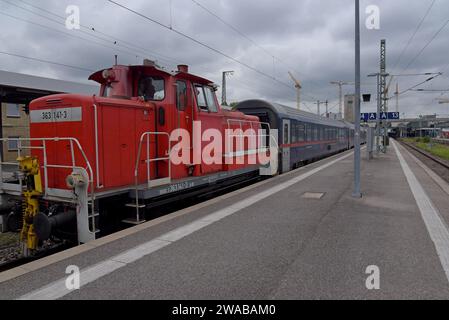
[338,84,343,119]
[0,98,3,161]
[376,74,381,154]
[395,82,399,113]
[317,100,320,116]
[353,0,362,198]
[222,71,227,106]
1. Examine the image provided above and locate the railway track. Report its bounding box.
[400,140,449,170]
[399,139,449,183]
[0,242,72,272]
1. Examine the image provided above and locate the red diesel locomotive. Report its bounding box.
[0,61,275,254]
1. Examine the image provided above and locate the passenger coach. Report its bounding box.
[236,100,356,173]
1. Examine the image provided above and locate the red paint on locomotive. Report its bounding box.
[28,63,262,192]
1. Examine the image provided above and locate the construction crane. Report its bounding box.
[288,71,302,110]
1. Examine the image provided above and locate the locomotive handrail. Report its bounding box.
[133,132,171,223]
[0,137,97,236]
[0,137,94,197]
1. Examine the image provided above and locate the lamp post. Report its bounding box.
[353,0,362,198]
[222,71,234,106]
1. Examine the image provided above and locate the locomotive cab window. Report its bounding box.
[204,86,218,113]
[195,85,218,113]
[194,85,208,111]
[176,81,188,111]
[138,76,165,101]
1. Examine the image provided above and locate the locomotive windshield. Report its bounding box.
[195,84,218,113]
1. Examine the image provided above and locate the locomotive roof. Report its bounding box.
[89,65,213,85]
[236,99,351,128]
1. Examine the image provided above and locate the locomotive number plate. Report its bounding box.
[30,107,82,123]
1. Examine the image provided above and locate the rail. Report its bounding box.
[400,140,449,170]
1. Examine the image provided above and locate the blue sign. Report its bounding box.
[361,112,400,122]
[388,112,400,120]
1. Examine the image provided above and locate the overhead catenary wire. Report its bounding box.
[188,0,325,90]
[0,11,153,66]
[4,0,180,66]
[15,0,179,62]
[107,0,298,95]
[390,73,442,98]
[392,0,436,71]
[0,50,95,72]
[402,18,449,72]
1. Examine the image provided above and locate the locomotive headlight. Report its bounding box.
[66,173,85,189]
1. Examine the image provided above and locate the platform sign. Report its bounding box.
[361,112,400,122]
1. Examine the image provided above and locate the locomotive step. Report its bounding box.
[121,217,147,225]
[125,203,146,209]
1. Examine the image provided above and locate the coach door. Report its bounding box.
[282,119,291,173]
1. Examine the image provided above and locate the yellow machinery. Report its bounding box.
[17,156,43,254]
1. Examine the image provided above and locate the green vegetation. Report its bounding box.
[402,138,449,161]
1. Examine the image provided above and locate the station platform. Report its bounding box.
[1,139,449,300]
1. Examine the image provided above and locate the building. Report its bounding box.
[390,115,449,138]
[344,94,355,123]
[0,70,98,162]
[1,102,29,162]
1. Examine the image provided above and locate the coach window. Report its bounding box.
[307,125,312,142]
[292,124,297,143]
[204,86,218,113]
[284,124,289,144]
[176,81,187,111]
[298,124,305,142]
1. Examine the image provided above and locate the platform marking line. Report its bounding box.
[18,151,354,300]
[392,140,449,283]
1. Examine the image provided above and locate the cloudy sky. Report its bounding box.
[1,0,449,118]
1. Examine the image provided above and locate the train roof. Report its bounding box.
[236,99,352,129]
[89,64,214,86]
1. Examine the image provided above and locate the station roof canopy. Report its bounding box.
[0,70,99,104]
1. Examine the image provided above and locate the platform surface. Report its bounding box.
[2,140,449,300]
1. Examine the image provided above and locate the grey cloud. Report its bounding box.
[1,0,448,117]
